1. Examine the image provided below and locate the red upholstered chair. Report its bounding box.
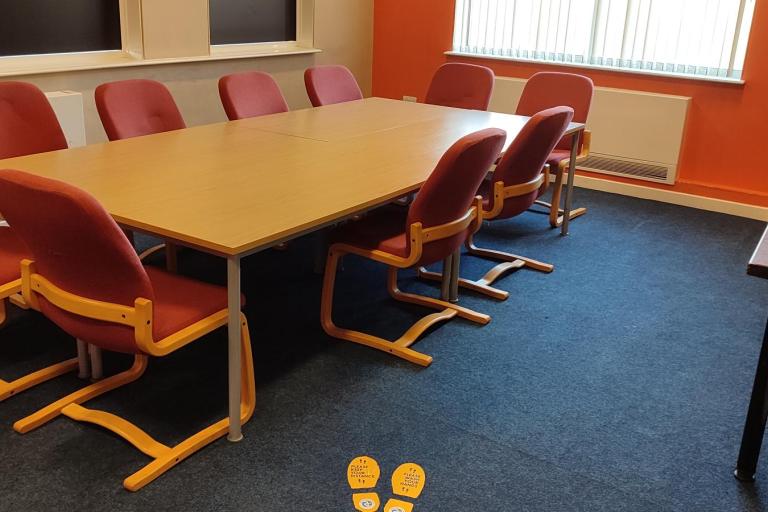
[0,169,255,492]
[516,72,593,227]
[0,81,67,159]
[425,63,495,111]
[0,83,80,400]
[95,79,186,264]
[219,71,293,252]
[321,128,506,366]
[95,79,186,141]
[420,107,575,300]
[0,80,67,311]
[304,65,363,107]
[218,71,289,120]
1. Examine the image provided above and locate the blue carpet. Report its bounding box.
[1,188,767,511]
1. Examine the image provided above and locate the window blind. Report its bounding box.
[453,0,756,79]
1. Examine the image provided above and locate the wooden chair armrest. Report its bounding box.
[577,129,592,161]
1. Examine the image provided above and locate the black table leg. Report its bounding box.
[735,317,768,482]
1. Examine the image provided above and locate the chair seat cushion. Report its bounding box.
[330,206,408,259]
[146,267,244,342]
[547,149,571,169]
[46,266,244,354]
[0,226,29,288]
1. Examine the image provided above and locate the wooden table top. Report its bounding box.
[749,226,768,279]
[0,98,584,257]
[242,97,584,142]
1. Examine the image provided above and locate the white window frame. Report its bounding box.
[0,0,318,78]
[447,0,754,85]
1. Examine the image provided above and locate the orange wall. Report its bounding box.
[373,0,768,206]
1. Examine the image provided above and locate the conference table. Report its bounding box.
[0,97,585,442]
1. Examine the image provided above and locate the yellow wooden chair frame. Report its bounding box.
[13,260,256,492]
[0,278,21,328]
[321,198,490,367]
[0,278,80,401]
[0,242,184,402]
[418,168,557,301]
[535,130,591,227]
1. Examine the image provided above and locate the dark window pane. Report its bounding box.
[0,0,121,57]
[210,0,296,45]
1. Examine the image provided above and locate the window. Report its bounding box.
[210,0,297,46]
[0,0,121,57]
[452,0,756,81]
[0,0,316,77]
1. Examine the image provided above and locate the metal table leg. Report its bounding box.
[227,256,243,442]
[440,254,452,302]
[561,130,582,236]
[76,339,90,380]
[449,248,460,303]
[166,242,179,273]
[314,229,329,275]
[88,345,103,381]
[735,317,768,482]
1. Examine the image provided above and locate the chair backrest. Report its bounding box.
[425,63,495,111]
[408,128,506,266]
[0,169,154,353]
[95,79,186,141]
[218,71,289,121]
[515,72,593,151]
[0,226,29,287]
[304,65,363,107]
[0,81,67,159]
[490,106,574,219]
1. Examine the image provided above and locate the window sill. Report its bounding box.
[0,44,322,78]
[445,51,745,86]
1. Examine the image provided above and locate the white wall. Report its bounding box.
[10,0,373,144]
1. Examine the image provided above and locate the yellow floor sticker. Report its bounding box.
[348,456,381,489]
[383,498,414,512]
[391,463,426,499]
[352,492,381,511]
[348,456,382,511]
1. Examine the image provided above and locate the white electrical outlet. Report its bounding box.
[403,96,418,102]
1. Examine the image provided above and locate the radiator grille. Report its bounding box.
[579,155,671,183]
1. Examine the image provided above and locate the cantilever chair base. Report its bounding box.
[532,199,587,228]
[464,233,554,298]
[416,259,524,301]
[415,177,557,301]
[322,252,489,367]
[1,279,81,401]
[0,358,79,402]
[13,313,255,491]
[533,130,592,228]
[321,220,491,367]
[12,260,256,491]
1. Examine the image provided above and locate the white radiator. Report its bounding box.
[45,90,87,148]
[489,77,691,185]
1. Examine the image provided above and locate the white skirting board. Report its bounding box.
[573,175,768,221]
